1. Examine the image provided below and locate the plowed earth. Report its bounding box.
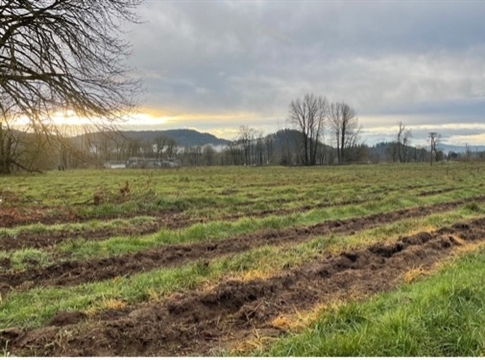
[0,196,482,294]
[2,216,485,356]
[0,189,479,252]
[0,198,380,251]
[0,181,471,230]
[0,197,382,251]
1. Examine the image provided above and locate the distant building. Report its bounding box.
[103,157,180,169]
[103,161,126,169]
[126,157,180,169]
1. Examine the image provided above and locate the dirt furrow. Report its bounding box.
[0,196,380,251]
[0,196,482,297]
[2,216,485,356]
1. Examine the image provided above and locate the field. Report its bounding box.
[1,162,485,356]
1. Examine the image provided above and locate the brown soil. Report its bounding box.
[3,216,485,356]
[0,196,482,297]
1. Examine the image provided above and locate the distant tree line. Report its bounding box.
[2,92,485,172]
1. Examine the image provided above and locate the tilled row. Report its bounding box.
[0,196,384,251]
[0,181,471,231]
[0,196,483,297]
[3,216,485,356]
[0,182,464,250]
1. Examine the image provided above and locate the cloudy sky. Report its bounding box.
[123,1,485,146]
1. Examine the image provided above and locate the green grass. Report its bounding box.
[258,247,485,357]
[1,163,484,219]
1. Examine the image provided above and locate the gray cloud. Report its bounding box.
[123,1,485,144]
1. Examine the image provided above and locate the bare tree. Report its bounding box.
[396,122,412,163]
[254,130,265,166]
[265,134,274,165]
[112,133,130,161]
[0,122,16,173]
[238,125,257,165]
[224,140,241,166]
[428,132,441,166]
[165,138,177,161]
[202,145,216,166]
[288,93,328,166]
[154,135,177,161]
[0,120,54,172]
[0,0,142,173]
[330,102,361,164]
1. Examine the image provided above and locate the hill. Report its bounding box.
[120,129,229,147]
[71,129,230,148]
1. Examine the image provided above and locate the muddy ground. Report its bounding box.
[2,215,485,356]
[0,196,481,294]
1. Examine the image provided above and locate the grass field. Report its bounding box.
[1,162,485,356]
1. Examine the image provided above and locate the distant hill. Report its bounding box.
[73,129,230,147]
[121,129,229,147]
[72,128,485,155]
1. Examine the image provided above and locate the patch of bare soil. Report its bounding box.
[0,195,476,293]
[2,216,485,356]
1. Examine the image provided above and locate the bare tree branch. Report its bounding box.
[0,0,143,173]
[288,93,328,166]
[330,102,360,164]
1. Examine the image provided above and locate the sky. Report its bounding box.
[122,1,485,146]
